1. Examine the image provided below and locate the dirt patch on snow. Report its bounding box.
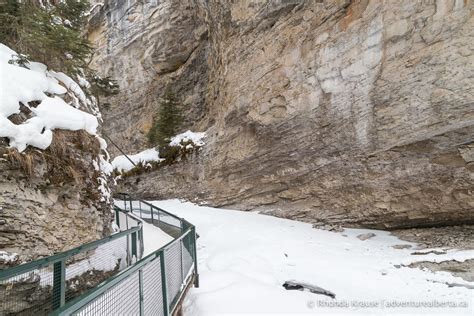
[408,260,474,283]
[392,225,474,282]
[391,225,474,250]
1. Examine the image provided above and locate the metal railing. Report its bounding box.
[52,194,198,315]
[0,194,198,315]
[0,205,143,315]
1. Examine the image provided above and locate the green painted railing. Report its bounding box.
[0,194,198,315]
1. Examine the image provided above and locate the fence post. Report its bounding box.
[191,226,199,288]
[138,269,144,316]
[115,208,120,228]
[159,251,169,316]
[139,200,142,218]
[126,234,131,266]
[141,229,144,258]
[151,206,154,225]
[52,260,65,310]
[180,241,184,283]
[131,231,137,260]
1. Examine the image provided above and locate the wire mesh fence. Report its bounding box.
[55,195,198,316]
[142,257,164,316]
[64,235,129,304]
[0,207,142,316]
[1,195,196,316]
[0,265,54,315]
[164,242,183,307]
[72,270,140,316]
[66,233,196,316]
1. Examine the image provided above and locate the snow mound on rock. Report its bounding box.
[169,130,206,147]
[0,43,98,152]
[111,148,163,172]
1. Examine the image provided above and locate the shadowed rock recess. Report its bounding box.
[89,0,474,229]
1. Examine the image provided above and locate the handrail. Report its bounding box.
[116,193,184,223]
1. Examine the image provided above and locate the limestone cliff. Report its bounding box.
[89,0,474,229]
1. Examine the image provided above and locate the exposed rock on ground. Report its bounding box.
[392,225,474,250]
[90,0,474,229]
[392,225,474,282]
[408,259,474,283]
[357,232,376,241]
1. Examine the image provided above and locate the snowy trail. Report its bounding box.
[149,200,473,316]
[142,220,174,256]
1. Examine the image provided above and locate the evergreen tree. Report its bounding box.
[0,0,92,75]
[148,90,183,147]
[0,0,119,102]
[88,74,120,108]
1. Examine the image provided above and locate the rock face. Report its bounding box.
[0,131,113,265]
[87,0,208,153]
[90,0,474,229]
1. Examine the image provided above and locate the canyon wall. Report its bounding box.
[89,0,474,229]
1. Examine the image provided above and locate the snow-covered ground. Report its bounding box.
[142,220,173,256]
[147,200,473,316]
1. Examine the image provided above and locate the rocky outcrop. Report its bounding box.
[90,0,474,229]
[0,131,113,264]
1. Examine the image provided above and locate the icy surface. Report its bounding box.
[169,130,206,147]
[111,148,162,172]
[150,200,474,315]
[0,43,98,152]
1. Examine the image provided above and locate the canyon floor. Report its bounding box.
[142,200,474,315]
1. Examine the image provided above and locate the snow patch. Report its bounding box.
[0,43,99,152]
[169,130,206,147]
[111,148,163,172]
[32,96,98,134]
[0,251,19,264]
[50,71,89,107]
